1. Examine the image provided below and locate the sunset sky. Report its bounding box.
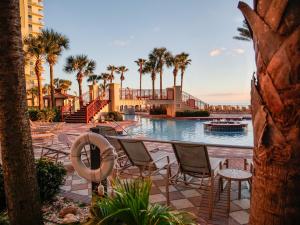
[44,0,255,105]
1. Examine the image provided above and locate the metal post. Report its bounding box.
[90,127,108,194]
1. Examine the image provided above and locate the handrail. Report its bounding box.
[181,91,207,110]
[85,97,110,123]
[108,135,253,150]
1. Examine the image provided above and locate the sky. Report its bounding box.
[43,0,255,105]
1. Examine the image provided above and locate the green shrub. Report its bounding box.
[150,107,167,115]
[0,212,9,225]
[86,179,196,225]
[106,111,123,121]
[37,109,56,122]
[36,159,66,202]
[176,110,210,117]
[0,159,66,211]
[27,108,62,122]
[53,108,62,122]
[28,108,39,121]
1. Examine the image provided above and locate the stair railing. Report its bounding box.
[85,97,110,123]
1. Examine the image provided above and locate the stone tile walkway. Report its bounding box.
[32,122,253,225]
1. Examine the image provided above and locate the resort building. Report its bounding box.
[19,0,44,101]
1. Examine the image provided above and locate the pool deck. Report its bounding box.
[32,122,253,225]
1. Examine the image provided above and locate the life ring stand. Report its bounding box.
[71,132,116,183]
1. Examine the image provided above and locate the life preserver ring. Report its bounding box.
[71,132,116,182]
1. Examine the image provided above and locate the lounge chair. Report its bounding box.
[38,133,90,165]
[168,142,227,219]
[96,126,131,171]
[117,138,171,178]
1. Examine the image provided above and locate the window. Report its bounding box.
[28,15,32,18]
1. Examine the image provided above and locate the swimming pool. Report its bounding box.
[124,115,254,147]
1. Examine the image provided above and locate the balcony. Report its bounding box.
[28,7,44,17]
[28,0,44,8]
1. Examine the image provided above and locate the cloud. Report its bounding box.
[233,48,245,54]
[111,39,129,47]
[209,48,223,57]
[129,35,135,39]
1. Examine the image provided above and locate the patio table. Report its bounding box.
[218,168,252,215]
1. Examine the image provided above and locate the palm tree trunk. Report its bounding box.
[120,80,123,99]
[180,70,184,95]
[35,60,43,109]
[0,1,42,224]
[152,76,155,99]
[160,69,163,99]
[139,66,142,98]
[36,76,43,109]
[239,1,300,224]
[173,69,177,87]
[49,64,55,108]
[78,78,83,107]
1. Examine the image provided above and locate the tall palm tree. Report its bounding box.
[107,65,117,83]
[233,19,252,41]
[24,35,44,109]
[238,1,300,224]
[170,54,181,87]
[117,66,129,93]
[134,58,146,98]
[64,55,96,107]
[87,74,101,85]
[178,52,192,94]
[143,58,157,99]
[42,29,69,108]
[98,73,110,98]
[26,87,39,106]
[149,47,172,99]
[0,1,42,224]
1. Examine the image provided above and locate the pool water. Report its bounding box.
[124,115,254,147]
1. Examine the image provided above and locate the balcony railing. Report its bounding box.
[120,89,174,100]
[182,91,207,110]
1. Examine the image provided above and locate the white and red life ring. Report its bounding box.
[70,132,116,182]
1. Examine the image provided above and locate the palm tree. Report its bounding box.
[87,74,101,85]
[143,58,157,99]
[238,1,300,224]
[53,78,72,92]
[42,83,51,95]
[0,1,42,224]
[149,47,172,99]
[233,19,252,41]
[98,73,110,98]
[64,55,96,107]
[134,58,146,98]
[117,66,129,94]
[42,29,69,108]
[24,35,44,109]
[170,54,181,87]
[26,87,39,106]
[107,65,117,83]
[178,52,192,94]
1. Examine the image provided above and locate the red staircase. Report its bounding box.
[64,99,109,123]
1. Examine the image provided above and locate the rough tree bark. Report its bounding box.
[238,0,300,224]
[49,64,55,108]
[0,0,42,224]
